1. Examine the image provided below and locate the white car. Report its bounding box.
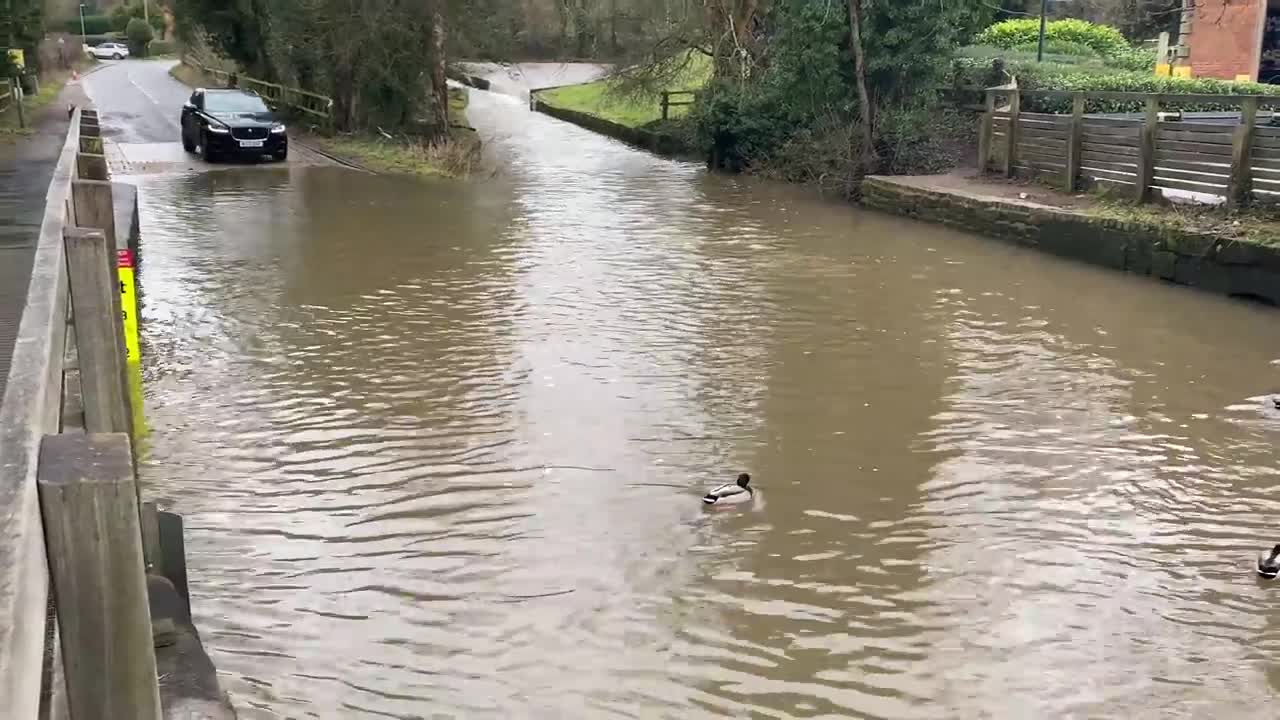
[90,43,129,60]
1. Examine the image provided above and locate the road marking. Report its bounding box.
[127,68,181,131]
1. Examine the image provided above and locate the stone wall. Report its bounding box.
[862,177,1280,305]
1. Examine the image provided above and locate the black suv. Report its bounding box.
[181,88,288,163]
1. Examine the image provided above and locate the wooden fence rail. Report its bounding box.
[182,57,335,122]
[0,107,166,718]
[660,90,698,121]
[979,88,1280,207]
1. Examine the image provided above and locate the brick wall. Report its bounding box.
[1187,0,1266,80]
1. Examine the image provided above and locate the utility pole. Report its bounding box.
[143,0,149,25]
[1034,0,1044,61]
[79,3,87,42]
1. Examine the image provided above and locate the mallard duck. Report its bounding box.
[1258,544,1280,579]
[1272,397,1280,410]
[703,473,752,505]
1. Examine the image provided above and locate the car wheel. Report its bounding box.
[274,148,288,162]
[181,126,195,152]
[113,53,123,60]
[200,132,217,163]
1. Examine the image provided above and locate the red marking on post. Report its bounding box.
[117,249,134,268]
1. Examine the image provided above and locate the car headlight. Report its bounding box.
[207,126,230,134]
[271,124,287,134]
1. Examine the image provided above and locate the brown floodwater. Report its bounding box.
[129,84,1280,719]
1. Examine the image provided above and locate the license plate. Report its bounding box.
[239,139,265,148]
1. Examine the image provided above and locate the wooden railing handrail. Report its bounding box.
[183,57,335,120]
[0,105,82,719]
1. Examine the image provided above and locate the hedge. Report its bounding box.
[952,56,1280,113]
[977,18,1131,59]
[148,39,176,56]
[63,15,113,36]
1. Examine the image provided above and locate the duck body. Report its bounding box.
[703,473,753,506]
[1258,544,1280,579]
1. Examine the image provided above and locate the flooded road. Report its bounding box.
[113,72,1280,718]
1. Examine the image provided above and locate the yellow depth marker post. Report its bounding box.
[118,248,148,450]
[118,248,141,362]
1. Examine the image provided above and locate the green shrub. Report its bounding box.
[951,55,1280,112]
[1009,39,1100,58]
[63,15,114,36]
[1107,46,1158,72]
[148,39,176,56]
[112,3,165,36]
[977,18,1130,58]
[125,17,154,57]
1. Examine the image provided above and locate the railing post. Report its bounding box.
[64,227,131,435]
[978,90,995,174]
[1229,96,1259,209]
[11,77,25,129]
[1003,89,1020,178]
[1136,95,1159,203]
[71,179,118,248]
[76,153,108,181]
[660,91,670,121]
[38,433,162,720]
[1064,91,1085,192]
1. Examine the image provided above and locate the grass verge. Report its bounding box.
[0,67,85,140]
[301,89,476,178]
[538,53,710,128]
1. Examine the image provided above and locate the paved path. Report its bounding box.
[0,76,88,405]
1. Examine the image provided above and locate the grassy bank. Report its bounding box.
[171,60,477,177]
[0,66,90,140]
[538,53,710,129]
[306,89,476,177]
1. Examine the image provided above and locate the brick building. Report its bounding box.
[1184,0,1280,83]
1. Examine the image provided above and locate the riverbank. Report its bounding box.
[528,57,703,158]
[863,173,1280,305]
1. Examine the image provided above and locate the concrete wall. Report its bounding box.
[1187,0,1266,80]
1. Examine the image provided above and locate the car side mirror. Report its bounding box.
[183,102,196,111]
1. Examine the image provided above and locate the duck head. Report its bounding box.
[1266,544,1280,563]
[737,473,751,489]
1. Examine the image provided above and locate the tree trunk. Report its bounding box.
[846,0,877,173]
[428,0,450,140]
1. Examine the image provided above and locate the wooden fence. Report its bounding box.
[181,58,334,122]
[660,90,698,121]
[0,108,173,719]
[979,89,1280,207]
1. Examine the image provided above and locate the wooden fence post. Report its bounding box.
[38,433,162,720]
[1003,89,1021,178]
[64,228,131,436]
[1229,96,1259,209]
[12,78,25,129]
[660,92,670,121]
[1064,91,1085,192]
[977,90,995,174]
[1136,95,1159,203]
[76,152,108,181]
[71,179,118,248]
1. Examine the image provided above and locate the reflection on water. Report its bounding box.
[132,86,1280,719]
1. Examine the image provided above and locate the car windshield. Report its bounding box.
[204,93,270,114]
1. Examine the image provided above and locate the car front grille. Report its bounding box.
[231,127,269,140]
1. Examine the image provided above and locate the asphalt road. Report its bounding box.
[81,58,334,171]
[83,58,191,145]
